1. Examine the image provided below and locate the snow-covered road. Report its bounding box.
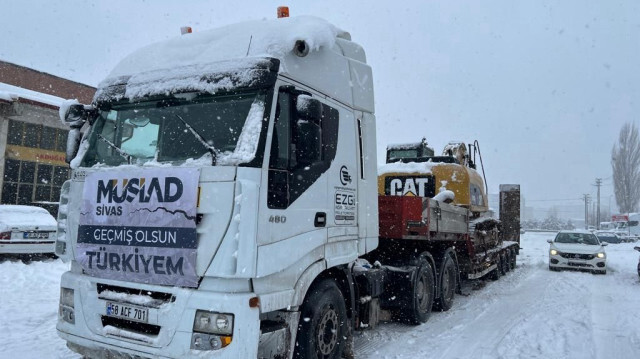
[1,232,639,358]
[355,232,640,358]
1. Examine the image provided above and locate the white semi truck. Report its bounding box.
[56,11,519,359]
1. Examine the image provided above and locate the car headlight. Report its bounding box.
[193,310,234,335]
[550,249,558,256]
[597,252,605,258]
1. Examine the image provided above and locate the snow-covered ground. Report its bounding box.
[355,232,640,358]
[1,232,639,358]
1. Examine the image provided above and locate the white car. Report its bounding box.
[0,205,57,256]
[547,230,607,274]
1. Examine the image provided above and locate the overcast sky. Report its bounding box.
[1,0,638,213]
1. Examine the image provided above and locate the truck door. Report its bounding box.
[256,85,342,276]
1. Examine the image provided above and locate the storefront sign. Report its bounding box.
[5,145,67,166]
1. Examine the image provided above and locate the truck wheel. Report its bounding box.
[490,256,502,281]
[402,257,435,324]
[294,280,347,359]
[434,254,456,311]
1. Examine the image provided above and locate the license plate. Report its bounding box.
[106,302,149,323]
[23,232,49,239]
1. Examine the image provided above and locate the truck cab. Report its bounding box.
[56,15,378,358]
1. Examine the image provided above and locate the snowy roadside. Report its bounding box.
[0,258,76,358]
[1,232,639,358]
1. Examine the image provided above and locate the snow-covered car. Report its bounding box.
[595,231,622,244]
[547,230,607,274]
[0,205,57,255]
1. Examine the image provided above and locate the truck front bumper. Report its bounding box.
[57,271,261,358]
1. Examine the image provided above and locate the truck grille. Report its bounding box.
[101,316,161,336]
[97,283,175,307]
[560,253,595,260]
[97,283,173,343]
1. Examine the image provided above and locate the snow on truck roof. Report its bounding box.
[107,16,346,79]
[96,16,373,112]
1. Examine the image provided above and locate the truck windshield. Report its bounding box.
[81,91,267,167]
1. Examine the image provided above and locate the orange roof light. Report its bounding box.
[180,26,192,35]
[277,6,289,18]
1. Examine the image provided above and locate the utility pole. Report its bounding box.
[595,178,602,230]
[583,194,590,229]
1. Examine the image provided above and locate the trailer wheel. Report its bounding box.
[490,256,502,281]
[434,253,456,311]
[294,280,347,359]
[509,248,517,270]
[500,253,508,275]
[504,251,511,273]
[401,257,435,324]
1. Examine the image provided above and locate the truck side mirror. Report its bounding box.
[61,103,97,164]
[634,246,640,252]
[546,239,553,244]
[62,103,97,128]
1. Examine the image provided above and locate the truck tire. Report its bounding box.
[401,257,435,324]
[434,253,456,311]
[490,256,502,281]
[294,279,348,359]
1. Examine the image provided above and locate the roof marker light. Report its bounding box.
[180,26,193,35]
[277,6,289,18]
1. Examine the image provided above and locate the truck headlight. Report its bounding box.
[194,310,234,335]
[550,249,558,256]
[191,310,233,351]
[597,252,605,259]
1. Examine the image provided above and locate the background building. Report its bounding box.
[0,60,95,215]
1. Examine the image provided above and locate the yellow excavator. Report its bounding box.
[378,138,489,218]
[376,138,518,283]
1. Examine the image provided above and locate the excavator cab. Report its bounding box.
[386,138,435,163]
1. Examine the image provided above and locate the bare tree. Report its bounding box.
[611,122,640,213]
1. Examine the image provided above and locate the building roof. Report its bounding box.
[0,60,95,104]
[0,82,66,108]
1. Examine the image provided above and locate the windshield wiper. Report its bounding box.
[97,134,132,164]
[174,114,219,165]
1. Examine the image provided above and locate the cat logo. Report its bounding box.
[384,176,435,197]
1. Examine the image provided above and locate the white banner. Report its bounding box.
[77,167,200,287]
